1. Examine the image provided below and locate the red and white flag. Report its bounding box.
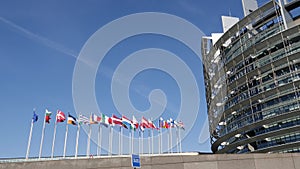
[56,110,66,123]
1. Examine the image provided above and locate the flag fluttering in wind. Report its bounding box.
[93,114,101,122]
[100,114,110,127]
[89,114,98,124]
[132,116,139,130]
[122,115,132,129]
[32,111,38,123]
[148,119,158,129]
[176,121,185,130]
[141,117,150,128]
[56,110,66,123]
[67,114,77,125]
[78,114,89,125]
[45,109,52,123]
[111,114,124,127]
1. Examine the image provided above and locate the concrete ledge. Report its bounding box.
[1,153,300,169]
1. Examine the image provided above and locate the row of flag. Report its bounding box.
[31,109,185,131]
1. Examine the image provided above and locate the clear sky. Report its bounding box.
[0,0,268,158]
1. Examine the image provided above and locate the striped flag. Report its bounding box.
[67,114,77,125]
[45,109,52,123]
[100,114,110,127]
[122,115,132,129]
[78,114,89,125]
[132,116,139,130]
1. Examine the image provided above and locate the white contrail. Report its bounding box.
[0,16,78,58]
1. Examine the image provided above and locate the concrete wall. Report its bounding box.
[1,153,300,169]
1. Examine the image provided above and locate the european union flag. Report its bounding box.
[32,111,38,123]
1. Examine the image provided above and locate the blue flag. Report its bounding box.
[32,111,38,123]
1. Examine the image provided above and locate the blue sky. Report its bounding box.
[0,0,268,158]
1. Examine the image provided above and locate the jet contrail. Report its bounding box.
[0,16,78,58]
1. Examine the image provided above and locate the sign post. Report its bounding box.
[131,154,141,168]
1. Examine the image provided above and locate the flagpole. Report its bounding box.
[148,130,150,155]
[176,127,179,153]
[119,127,121,156]
[63,124,68,158]
[151,128,154,154]
[87,124,91,157]
[179,128,182,153]
[170,127,173,153]
[138,131,141,155]
[97,125,102,156]
[26,119,34,160]
[109,125,112,156]
[141,131,144,154]
[167,128,170,154]
[51,120,57,158]
[158,129,160,154]
[131,129,134,154]
[75,124,80,158]
[38,113,46,159]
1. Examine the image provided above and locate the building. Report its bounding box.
[201,0,300,153]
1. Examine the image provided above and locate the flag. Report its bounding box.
[175,120,185,130]
[111,114,123,127]
[132,116,139,130]
[56,110,66,123]
[122,115,132,129]
[158,117,163,128]
[45,109,52,123]
[148,119,158,129]
[89,114,98,124]
[141,117,150,129]
[32,111,38,123]
[78,114,89,125]
[100,113,110,127]
[169,118,175,128]
[93,114,101,122]
[67,114,77,125]
[163,120,169,128]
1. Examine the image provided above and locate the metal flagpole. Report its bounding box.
[131,129,134,154]
[97,125,102,156]
[75,124,80,158]
[138,131,141,154]
[170,127,173,153]
[148,130,150,155]
[39,113,46,159]
[158,129,160,154]
[151,129,154,154]
[141,131,144,154]
[109,126,112,156]
[119,127,121,156]
[51,121,57,158]
[26,119,34,160]
[176,127,179,153]
[86,124,91,157]
[63,124,68,158]
[167,128,170,153]
[160,129,162,154]
[121,126,123,156]
[179,128,182,153]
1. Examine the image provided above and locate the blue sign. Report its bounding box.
[131,154,141,168]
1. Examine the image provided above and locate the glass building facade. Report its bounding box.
[201,0,300,153]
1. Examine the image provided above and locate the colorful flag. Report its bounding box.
[45,109,52,123]
[163,120,169,128]
[89,114,98,124]
[141,117,150,129]
[93,114,101,122]
[78,114,89,125]
[67,114,77,125]
[148,119,158,129]
[158,117,163,128]
[169,118,175,128]
[111,114,123,127]
[56,110,66,123]
[132,116,139,130]
[122,115,132,129]
[100,113,110,127]
[32,111,38,123]
[176,120,185,130]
